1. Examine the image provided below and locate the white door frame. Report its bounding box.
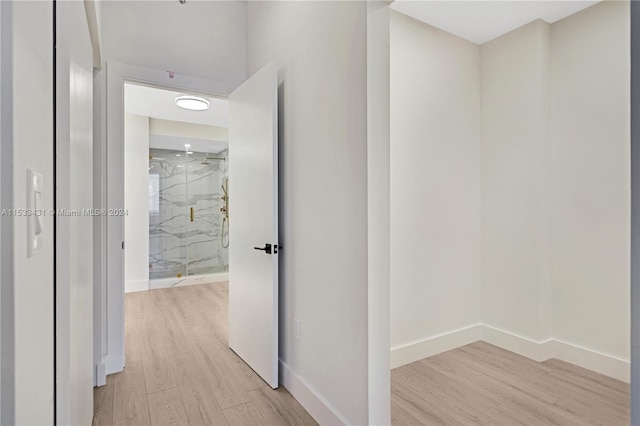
[56,1,95,423]
[631,1,640,421]
[99,61,233,379]
[366,3,391,425]
[0,1,13,423]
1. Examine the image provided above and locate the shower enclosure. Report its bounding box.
[148,147,229,288]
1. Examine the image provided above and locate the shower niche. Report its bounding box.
[148,147,229,280]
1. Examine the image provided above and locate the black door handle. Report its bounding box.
[254,243,272,254]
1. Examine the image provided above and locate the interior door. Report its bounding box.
[228,62,279,388]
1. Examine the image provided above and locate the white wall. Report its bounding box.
[390,11,482,348]
[247,2,369,424]
[549,1,630,359]
[11,1,55,424]
[101,0,247,89]
[149,118,228,142]
[480,19,552,342]
[124,114,150,293]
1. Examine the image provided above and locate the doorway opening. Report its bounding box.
[123,82,230,292]
[96,61,287,424]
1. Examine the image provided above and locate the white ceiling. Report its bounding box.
[390,1,600,45]
[124,83,229,152]
[124,83,229,128]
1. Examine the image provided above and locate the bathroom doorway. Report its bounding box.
[123,82,230,291]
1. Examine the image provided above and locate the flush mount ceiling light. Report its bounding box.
[175,95,210,111]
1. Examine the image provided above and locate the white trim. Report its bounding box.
[390,324,482,369]
[94,362,106,387]
[148,273,229,290]
[124,280,148,293]
[93,68,107,387]
[279,360,350,426]
[367,4,391,425]
[481,324,552,362]
[549,338,630,383]
[390,323,630,383]
[0,2,12,422]
[82,0,102,69]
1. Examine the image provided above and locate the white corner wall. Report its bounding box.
[390,1,630,380]
[247,2,369,424]
[124,114,149,293]
[549,0,630,360]
[389,11,482,352]
[480,19,552,342]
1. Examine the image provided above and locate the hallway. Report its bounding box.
[92,283,317,425]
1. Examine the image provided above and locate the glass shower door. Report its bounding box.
[148,148,188,279]
[186,150,229,275]
[149,147,229,279]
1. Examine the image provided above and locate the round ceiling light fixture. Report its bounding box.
[175,95,210,111]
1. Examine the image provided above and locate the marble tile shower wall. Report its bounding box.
[149,148,229,279]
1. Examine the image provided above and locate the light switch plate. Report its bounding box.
[27,168,43,257]
[293,317,301,341]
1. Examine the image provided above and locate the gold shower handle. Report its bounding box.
[190,207,194,222]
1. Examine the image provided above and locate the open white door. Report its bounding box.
[228,62,279,388]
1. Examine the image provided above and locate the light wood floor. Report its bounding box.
[391,341,630,426]
[92,282,317,426]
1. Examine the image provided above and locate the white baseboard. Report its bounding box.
[279,360,350,426]
[125,279,149,293]
[390,324,482,369]
[481,324,552,362]
[549,338,630,383]
[149,273,229,290]
[94,362,106,387]
[390,323,630,383]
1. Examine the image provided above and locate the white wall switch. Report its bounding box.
[293,317,301,341]
[27,168,44,257]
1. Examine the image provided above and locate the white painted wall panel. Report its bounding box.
[550,1,630,360]
[480,19,551,342]
[390,11,482,348]
[12,1,54,424]
[124,114,150,293]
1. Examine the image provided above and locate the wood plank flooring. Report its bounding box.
[94,282,630,425]
[92,282,317,426]
[391,341,630,426]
